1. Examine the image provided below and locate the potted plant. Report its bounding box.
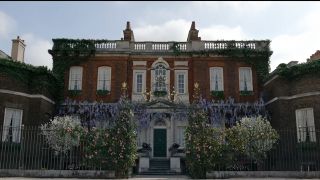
[210,91,224,99]
[96,89,110,96]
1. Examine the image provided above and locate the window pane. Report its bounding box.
[2,108,22,143]
[239,67,252,91]
[69,66,83,90]
[137,74,142,93]
[154,64,167,91]
[178,74,184,93]
[97,67,111,90]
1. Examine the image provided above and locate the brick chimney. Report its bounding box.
[11,36,26,62]
[123,21,135,41]
[187,21,201,41]
[308,50,320,62]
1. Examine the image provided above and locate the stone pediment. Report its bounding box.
[145,99,176,109]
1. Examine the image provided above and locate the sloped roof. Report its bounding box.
[0,50,11,59]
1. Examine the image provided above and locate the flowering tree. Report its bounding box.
[185,106,225,178]
[41,115,83,155]
[78,97,137,177]
[198,97,269,126]
[111,97,137,178]
[226,116,279,164]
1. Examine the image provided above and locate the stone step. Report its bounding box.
[149,167,170,170]
[139,170,180,175]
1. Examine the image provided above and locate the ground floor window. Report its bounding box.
[2,108,23,143]
[295,108,316,142]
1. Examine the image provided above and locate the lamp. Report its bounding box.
[143,88,151,102]
[168,86,176,102]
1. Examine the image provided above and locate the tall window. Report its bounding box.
[154,63,167,91]
[97,66,111,91]
[178,74,185,94]
[210,67,224,91]
[177,127,186,147]
[136,73,143,93]
[133,70,146,94]
[2,108,23,143]
[239,67,253,91]
[296,108,316,142]
[68,66,83,90]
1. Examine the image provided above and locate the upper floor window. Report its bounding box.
[178,74,185,94]
[137,74,143,93]
[209,67,224,91]
[2,108,23,143]
[69,66,83,90]
[97,66,111,91]
[154,63,167,91]
[239,67,253,91]
[296,108,316,142]
[133,70,146,94]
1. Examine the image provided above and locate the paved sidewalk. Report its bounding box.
[0,177,317,180]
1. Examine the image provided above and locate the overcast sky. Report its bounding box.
[0,1,319,71]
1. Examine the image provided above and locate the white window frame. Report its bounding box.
[97,66,111,91]
[295,108,316,142]
[133,70,146,94]
[151,58,170,94]
[209,67,224,91]
[239,67,253,91]
[154,63,168,91]
[68,66,83,90]
[175,70,188,94]
[178,74,185,94]
[2,108,23,143]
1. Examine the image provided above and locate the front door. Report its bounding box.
[153,129,167,157]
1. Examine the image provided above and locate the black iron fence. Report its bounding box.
[0,126,320,171]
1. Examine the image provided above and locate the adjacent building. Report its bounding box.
[0,37,56,144]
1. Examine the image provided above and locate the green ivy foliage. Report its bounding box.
[49,45,93,103]
[269,60,320,81]
[0,58,58,98]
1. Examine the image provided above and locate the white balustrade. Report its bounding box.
[134,43,146,50]
[58,40,266,52]
[152,43,170,51]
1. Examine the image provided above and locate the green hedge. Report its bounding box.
[269,60,320,81]
[0,58,58,98]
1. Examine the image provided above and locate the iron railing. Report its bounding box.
[0,126,319,171]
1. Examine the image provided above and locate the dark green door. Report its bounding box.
[153,129,167,157]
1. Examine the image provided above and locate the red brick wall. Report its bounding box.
[0,74,55,126]
[63,55,261,103]
[264,74,320,131]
